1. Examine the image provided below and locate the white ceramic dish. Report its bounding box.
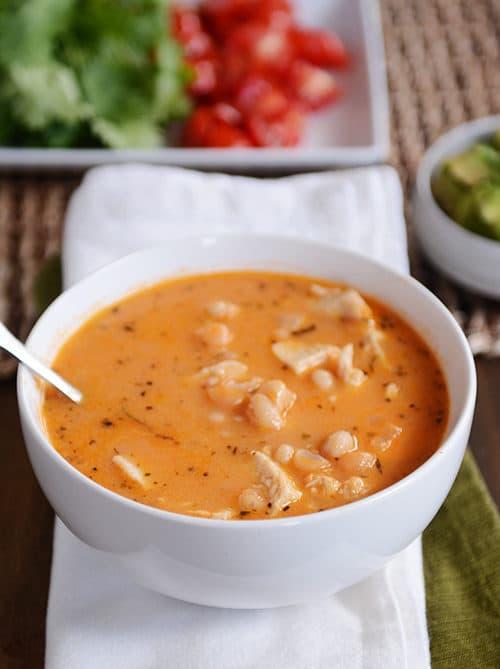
[0,0,389,171]
[413,115,500,299]
[17,236,475,609]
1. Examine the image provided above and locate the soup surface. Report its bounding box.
[43,271,449,520]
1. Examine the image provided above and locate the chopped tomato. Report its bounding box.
[185,31,215,60]
[182,106,252,147]
[212,102,242,125]
[182,106,213,146]
[291,28,349,68]
[175,0,348,148]
[289,61,340,110]
[228,22,293,74]
[172,6,203,41]
[200,0,292,36]
[235,74,289,118]
[246,105,304,146]
[217,46,250,95]
[188,58,218,97]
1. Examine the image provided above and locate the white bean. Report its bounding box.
[347,368,366,387]
[208,411,225,423]
[311,368,334,390]
[247,393,283,429]
[259,379,296,414]
[322,430,358,459]
[205,301,240,320]
[339,450,377,473]
[196,322,233,349]
[385,382,400,401]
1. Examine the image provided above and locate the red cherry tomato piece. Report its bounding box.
[291,28,349,68]
[235,74,289,119]
[182,106,252,147]
[172,6,203,42]
[246,105,304,147]
[212,102,242,125]
[200,0,292,36]
[188,58,218,97]
[184,31,215,60]
[289,61,340,110]
[229,22,293,75]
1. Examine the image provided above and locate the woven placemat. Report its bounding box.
[0,0,499,378]
[382,0,500,356]
[0,177,78,376]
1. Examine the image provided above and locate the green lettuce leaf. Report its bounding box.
[0,0,190,148]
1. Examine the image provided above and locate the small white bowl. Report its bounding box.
[17,236,475,608]
[413,115,500,299]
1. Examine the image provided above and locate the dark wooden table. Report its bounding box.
[0,358,498,668]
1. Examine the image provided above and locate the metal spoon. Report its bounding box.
[0,321,82,403]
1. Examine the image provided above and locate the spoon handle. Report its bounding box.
[0,322,82,404]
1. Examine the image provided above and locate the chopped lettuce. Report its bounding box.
[0,0,191,148]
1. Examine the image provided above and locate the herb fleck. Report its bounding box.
[292,324,317,336]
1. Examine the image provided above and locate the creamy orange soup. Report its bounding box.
[43,272,449,520]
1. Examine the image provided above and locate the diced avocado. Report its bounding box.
[444,144,500,188]
[431,170,466,220]
[460,181,500,241]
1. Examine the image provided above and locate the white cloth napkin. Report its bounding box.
[47,164,430,669]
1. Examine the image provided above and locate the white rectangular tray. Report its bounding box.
[0,0,389,171]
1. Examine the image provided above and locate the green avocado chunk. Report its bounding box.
[432,136,500,242]
[451,181,500,241]
[445,144,500,187]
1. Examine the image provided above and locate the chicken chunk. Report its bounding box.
[207,377,262,408]
[311,287,372,321]
[274,443,295,464]
[276,313,305,331]
[198,360,248,382]
[212,509,235,520]
[272,340,338,375]
[336,343,366,386]
[305,473,340,497]
[238,484,268,513]
[371,424,403,452]
[253,451,302,513]
[112,455,147,488]
[293,449,331,472]
[362,318,386,361]
[339,476,367,500]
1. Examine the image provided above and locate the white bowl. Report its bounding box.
[413,115,500,299]
[17,236,475,608]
